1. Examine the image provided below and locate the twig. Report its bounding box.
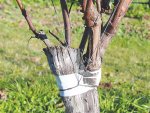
[16,0,52,48]
[69,1,75,15]
[49,30,65,46]
[16,0,39,35]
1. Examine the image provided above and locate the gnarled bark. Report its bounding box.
[16,0,132,112]
[44,46,100,113]
[43,0,132,113]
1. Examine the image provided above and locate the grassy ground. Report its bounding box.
[0,0,150,112]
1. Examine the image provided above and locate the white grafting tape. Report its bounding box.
[55,69,101,97]
[89,69,101,86]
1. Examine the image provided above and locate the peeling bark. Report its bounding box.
[43,1,132,112]
[44,46,100,112]
[16,0,132,112]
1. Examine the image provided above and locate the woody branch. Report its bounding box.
[60,0,71,46]
[16,0,52,48]
[78,0,132,71]
[97,0,133,68]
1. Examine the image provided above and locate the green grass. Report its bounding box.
[0,0,150,112]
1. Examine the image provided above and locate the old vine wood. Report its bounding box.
[16,0,132,112]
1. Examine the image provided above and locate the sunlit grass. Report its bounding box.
[0,1,150,112]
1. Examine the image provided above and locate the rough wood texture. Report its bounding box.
[44,46,100,113]
[62,88,100,113]
[87,22,102,71]
[17,0,132,112]
[83,0,132,71]
[43,1,132,113]
[78,0,102,71]
[44,46,97,82]
[44,46,82,75]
